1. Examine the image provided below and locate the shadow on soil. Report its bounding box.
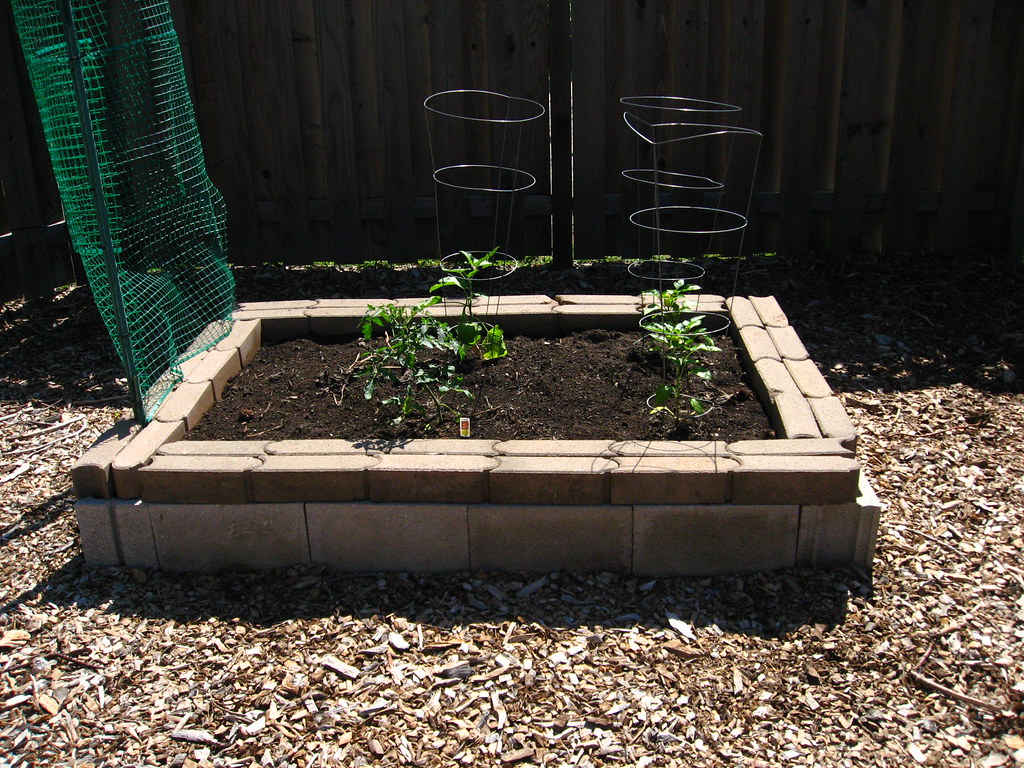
[5,552,866,641]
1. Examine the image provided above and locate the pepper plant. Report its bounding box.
[431,246,508,361]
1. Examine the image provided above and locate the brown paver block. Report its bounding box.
[749,295,789,327]
[768,325,810,361]
[178,350,209,379]
[139,455,261,504]
[112,419,186,499]
[726,438,854,457]
[784,358,832,398]
[633,504,799,575]
[252,454,375,502]
[554,305,641,332]
[611,456,738,504]
[154,381,214,430]
[611,440,728,458]
[233,309,309,341]
[308,502,469,571]
[725,297,762,329]
[474,294,555,306]
[751,358,800,409]
[368,455,496,503]
[306,308,364,338]
[159,440,269,456]
[72,420,140,498]
[216,319,261,365]
[75,500,118,566]
[733,455,860,505]
[797,473,881,568]
[774,392,823,439]
[495,440,615,457]
[365,439,497,455]
[149,502,309,570]
[313,298,393,309]
[469,504,631,572]
[809,396,858,450]
[112,499,159,568]
[185,348,242,399]
[488,456,616,505]
[737,325,781,363]
[266,439,366,455]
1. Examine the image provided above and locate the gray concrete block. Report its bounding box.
[75,499,118,566]
[112,499,159,568]
[72,420,140,499]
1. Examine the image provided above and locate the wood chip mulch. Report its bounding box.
[1,252,1022,767]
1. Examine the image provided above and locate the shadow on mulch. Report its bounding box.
[4,556,865,642]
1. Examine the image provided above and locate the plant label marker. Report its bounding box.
[460,417,471,438]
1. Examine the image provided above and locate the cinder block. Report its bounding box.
[809,396,858,451]
[611,456,737,504]
[307,502,469,571]
[154,381,214,430]
[725,297,762,329]
[112,419,187,499]
[748,295,789,327]
[633,504,799,575]
[611,440,728,457]
[368,455,496,503]
[365,439,497,456]
[216,319,261,365]
[556,294,641,306]
[72,420,140,498]
[726,438,854,457]
[784,358,832,398]
[753,358,800,398]
[306,308,363,338]
[773,392,823,439]
[112,499,159,568]
[737,325,781,363]
[75,499,118,566]
[148,503,309,570]
[554,305,641,332]
[159,440,269,456]
[469,504,632,572]
[266,439,366,455]
[733,455,861,505]
[232,309,308,341]
[488,456,615,505]
[236,300,316,311]
[797,473,881,568]
[495,440,616,457]
[252,454,375,502]
[139,455,261,504]
[463,305,559,336]
[185,348,242,399]
[768,325,810,361]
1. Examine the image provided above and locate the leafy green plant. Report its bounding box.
[431,247,508,361]
[355,297,471,427]
[643,280,718,420]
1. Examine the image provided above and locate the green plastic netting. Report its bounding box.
[12,0,235,420]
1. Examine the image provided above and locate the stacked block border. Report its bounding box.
[73,295,879,574]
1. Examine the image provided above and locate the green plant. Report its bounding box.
[431,247,508,361]
[355,297,471,427]
[643,280,718,420]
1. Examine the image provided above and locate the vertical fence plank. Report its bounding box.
[832,0,902,251]
[317,0,364,263]
[0,0,61,298]
[548,0,571,266]
[571,2,606,260]
[372,3,417,262]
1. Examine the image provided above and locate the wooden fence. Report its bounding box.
[2,0,1024,298]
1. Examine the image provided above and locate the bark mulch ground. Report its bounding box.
[1,251,1022,766]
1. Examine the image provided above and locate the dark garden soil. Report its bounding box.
[187,330,773,442]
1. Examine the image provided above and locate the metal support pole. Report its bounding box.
[57,0,147,421]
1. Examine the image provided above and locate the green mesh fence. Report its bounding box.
[11,0,235,420]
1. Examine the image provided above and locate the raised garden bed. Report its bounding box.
[72,294,880,575]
